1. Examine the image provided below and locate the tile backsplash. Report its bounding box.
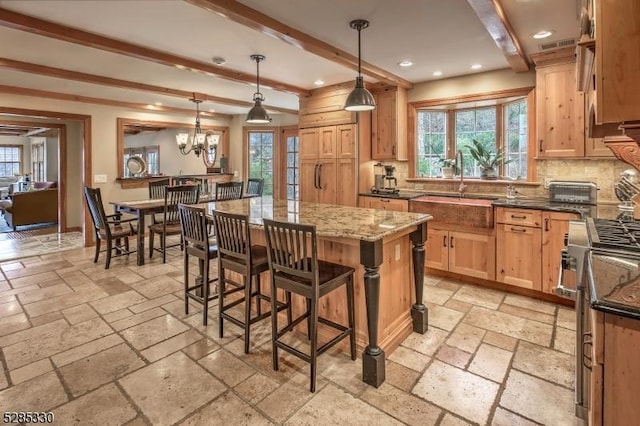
[391,158,629,203]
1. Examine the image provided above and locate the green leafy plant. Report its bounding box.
[467,139,510,169]
[438,157,459,176]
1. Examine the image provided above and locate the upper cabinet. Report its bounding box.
[371,87,408,161]
[533,56,585,158]
[595,0,640,124]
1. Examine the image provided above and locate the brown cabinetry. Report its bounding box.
[359,196,408,212]
[535,61,585,158]
[496,207,542,290]
[426,226,495,281]
[371,87,408,161]
[589,308,640,425]
[595,0,640,124]
[300,124,357,206]
[541,211,580,295]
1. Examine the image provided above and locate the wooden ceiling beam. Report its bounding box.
[466,0,529,72]
[0,57,298,115]
[184,0,413,89]
[0,7,309,96]
[0,85,234,120]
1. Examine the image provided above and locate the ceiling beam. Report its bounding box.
[0,7,309,96]
[25,127,50,137]
[184,0,413,89]
[466,0,529,72]
[0,57,298,115]
[0,85,234,120]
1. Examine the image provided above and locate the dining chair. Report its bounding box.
[245,178,264,196]
[178,204,227,325]
[212,210,289,353]
[149,184,200,263]
[84,186,137,269]
[173,177,208,195]
[148,178,171,199]
[263,219,356,392]
[215,181,244,201]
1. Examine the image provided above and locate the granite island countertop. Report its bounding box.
[203,196,431,242]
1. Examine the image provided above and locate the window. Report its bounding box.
[285,133,299,201]
[416,111,446,177]
[31,142,45,181]
[414,95,530,180]
[503,99,528,179]
[247,130,274,196]
[0,145,22,177]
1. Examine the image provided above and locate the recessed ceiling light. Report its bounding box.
[209,109,216,113]
[471,64,482,70]
[154,102,163,106]
[433,71,443,77]
[398,60,413,67]
[533,30,554,39]
[211,56,226,65]
[314,79,325,85]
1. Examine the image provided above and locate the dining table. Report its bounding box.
[110,194,218,266]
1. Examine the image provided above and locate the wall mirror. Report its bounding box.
[116,118,228,178]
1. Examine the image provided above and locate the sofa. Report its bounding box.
[4,188,58,230]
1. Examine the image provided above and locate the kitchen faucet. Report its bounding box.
[456,150,467,197]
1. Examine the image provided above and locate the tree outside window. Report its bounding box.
[455,107,497,177]
[248,131,274,196]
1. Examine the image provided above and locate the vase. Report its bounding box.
[480,166,497,179]
[441,167,454,179]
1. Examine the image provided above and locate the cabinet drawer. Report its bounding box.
[496,207,542,227]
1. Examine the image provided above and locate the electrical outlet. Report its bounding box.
[233,170,239,177]
[94,174,107,183]
[544,177,553,189]
[394,244,401,261]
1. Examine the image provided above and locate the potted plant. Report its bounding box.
[438,158,457,179]
[466,139,510,180]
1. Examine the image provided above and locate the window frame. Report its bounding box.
[408,87,536,182]
[243,127,277,197]
[0,144,23,177]
[31,142,45,181]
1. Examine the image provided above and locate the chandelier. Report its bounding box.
[176,98,218,157]
[246,54,272,123]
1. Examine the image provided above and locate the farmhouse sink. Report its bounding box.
[409,195,495,228]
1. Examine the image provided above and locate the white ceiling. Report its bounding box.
[0,0,579,117]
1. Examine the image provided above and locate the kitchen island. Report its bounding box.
[204,196,431,387]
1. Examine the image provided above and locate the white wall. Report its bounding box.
[45,135,59,182]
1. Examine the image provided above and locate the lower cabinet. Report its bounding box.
[496,207,578,292]
[359,196,408,212]
[426,227,495,281]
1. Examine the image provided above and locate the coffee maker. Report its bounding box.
[372,163,399,195]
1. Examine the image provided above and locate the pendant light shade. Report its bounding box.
[246,54,272,123]
[344,19,376,112]
[176,98,206,157]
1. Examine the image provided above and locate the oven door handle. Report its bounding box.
[556,261,577,300]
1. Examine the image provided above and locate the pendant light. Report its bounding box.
[344,19,376,111]
[246,54,272,123]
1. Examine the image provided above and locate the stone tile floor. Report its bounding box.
[0,232,83,262]
[0,244,578,425]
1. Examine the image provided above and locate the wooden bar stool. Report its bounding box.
[263,219,356,392]
[212,210,288,353]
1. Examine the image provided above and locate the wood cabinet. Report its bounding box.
[371,87,407,161]
[541,211,580,295]
[589,309,640,425]
[535,61,585,158]
[299,124,357,206]
[426,226,495,281]
[496,207,542,290]
[359,196,408,212]
[595,0,640,124]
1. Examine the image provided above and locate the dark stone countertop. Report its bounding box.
[359,191,430,200]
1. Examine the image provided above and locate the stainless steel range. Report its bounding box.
[557,216,640,422]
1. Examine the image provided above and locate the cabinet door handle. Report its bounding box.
[544,217,550,231]
[392,145,396,156]
[380,198,390,203]
[449,236,454,248]
[510,214,527,219]
[539,139,543,152]
[443,235,447,247]
[583,332,593,370]
[510,227,527,233]
[317,164,323,189]
[313,164,319,189]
